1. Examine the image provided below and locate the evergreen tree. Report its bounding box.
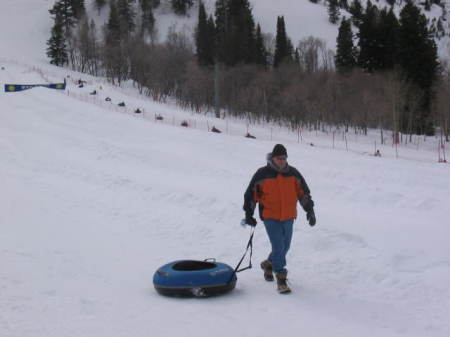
[104,0,129,85]
[196,1,208,64]
[286,37,294,61]
[273,16,292,67]
[207,15,216,58]
[398,0,439,89]
[349,0,364,27]
[339,0,349,10]
[255,24,268,68]
[47,12,68,66]
[49,0,76,33]
[335,18,356,73]
[378,8,399,70]
[357,1,381,72]
[398,0,439,134]
[228,0,256,65]
[214,0,257,66]
[214,0,228,64]
[47,0,78,65]
[70,0,86,19]
[356,5,400,72]
[327,0,340,24]
[196,1,215,66]
[117,0,136,35]
[171,0,193,15]
[140,0,155,37]
[106,0,122,44]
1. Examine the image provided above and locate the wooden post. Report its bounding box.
[214,63,220,118]
[345,132,348,152]
[395,133,399,159]
[443,138,447,162]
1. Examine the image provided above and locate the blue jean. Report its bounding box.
[263,218,294,275]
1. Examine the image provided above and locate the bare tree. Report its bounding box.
[179,61,214,112]
[73,17,100,75]
[433,73,450,142]
[297,37,333,73]
[128,37,150,94]
[102,42,128,85]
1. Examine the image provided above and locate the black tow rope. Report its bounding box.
[233,226,255,273]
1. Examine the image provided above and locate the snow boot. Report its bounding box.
[275,273,291,294]
[260,260,274,281]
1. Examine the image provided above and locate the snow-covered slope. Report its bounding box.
[1,1,450,337]
[2,58,450,337]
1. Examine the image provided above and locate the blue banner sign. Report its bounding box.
[4,82,66,92]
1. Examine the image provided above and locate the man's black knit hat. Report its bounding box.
[271,144,287,158]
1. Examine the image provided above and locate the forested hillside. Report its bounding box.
[45,0,450,140]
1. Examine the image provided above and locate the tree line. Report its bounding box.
[46,0,449,141]
[335,0,440,136]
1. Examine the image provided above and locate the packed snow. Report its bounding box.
[1,1,450,337]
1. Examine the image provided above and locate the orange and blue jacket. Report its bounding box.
[243,157,314,221]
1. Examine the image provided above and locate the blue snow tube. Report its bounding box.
[153,260,237,297]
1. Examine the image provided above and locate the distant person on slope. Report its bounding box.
[243,144,316,294]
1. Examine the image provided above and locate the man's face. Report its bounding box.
[273,155,287,169]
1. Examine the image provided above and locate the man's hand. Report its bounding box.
[307,209,316,227]
[245,214,257,227]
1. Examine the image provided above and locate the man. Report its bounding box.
[243,144,316,293]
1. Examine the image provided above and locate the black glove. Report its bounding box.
[307,209,316,227]
[245,214,257,227]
